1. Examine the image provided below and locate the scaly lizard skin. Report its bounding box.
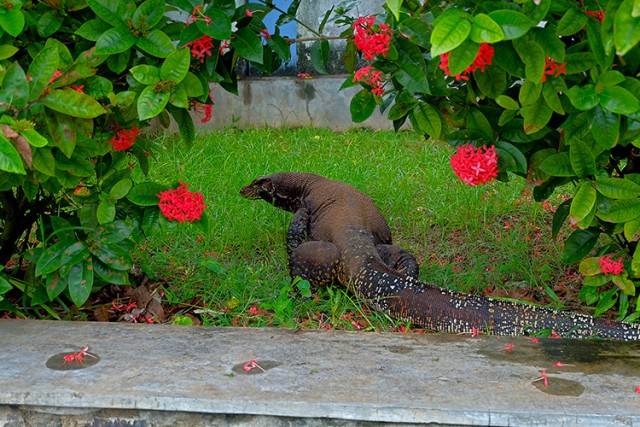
[241,172,640,340]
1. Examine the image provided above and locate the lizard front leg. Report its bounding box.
[286,208,310,256]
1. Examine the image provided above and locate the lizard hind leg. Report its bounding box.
[376,244,420,279]
[289,241,342,288]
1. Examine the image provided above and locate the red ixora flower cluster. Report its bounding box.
[450,144,499,186]
[157,181,207,223]
[353,65,385,97]
[352,15,392,60]
[186,35,214,63]
[586,10,605,23]
[439,43,494,81]
[109,125,139,152]
[599,255,624,276]
[542,57,567,82]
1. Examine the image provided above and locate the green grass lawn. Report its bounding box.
[135,127,575,330]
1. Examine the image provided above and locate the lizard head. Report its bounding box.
[240,174,301,212]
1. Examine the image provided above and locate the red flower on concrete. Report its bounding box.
[599,256,624,276]
[353,65,386,97]
[439,43,494,81]
[109,125,139,152]
[186,35,214,63]
[353,16,392,61]
[193,102,213,123]
[450,144,499,186]
[157,181,207,223]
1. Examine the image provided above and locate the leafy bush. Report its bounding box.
[0,0,289,315]
[334,0,640,319]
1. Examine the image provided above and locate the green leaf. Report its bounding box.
[92,220,134,244]
[0,45,18,60]
[594,288,618,316]
[107,50,131,74]
[42,89,106,119]
[0,135,26,174]
[97,198,116,224]
[86,0,129,27]
[614,0,640,56]
[597,199,640,223]
[60,241,90,267]
[93,258,129,284]
[37,10,62,38]
[570,139,597,178]
[45,271,68,301]
[398,18,431,49]
[495,95,519,110]
[27,47,59,102]
[447,39,479,76]
[599,86,640,115]
[127,182,167,206]
[76,19,112,42]
[160,48,191,83]
[141,208,162,237]
[0,9,25,37]
[198,8,232,40]
[36,239,74,276]
[95,26,136,55]
[561,228,600,263]
[0,62,29,110]
[266,35,291,62]
[564,53,596,74]
[109,178,133,199]
[515,40,545,82]
[67,260,94,307]
[410,102,442,138]
[135,29,175,58]
[566,85,599,111]
[488,10,531,40]
[596,177,640,199]
[33,148,56,176]
[137,85,170,120]
[494,141,527,174]
[470,13,505,43]
[87,238,133,271]
[530,27,565,62]
[310,39,330,74]
[624,218,640,241]
[521,96,552,134]
[232,27,263,64]
[395,61,430,94]
[539,152,574,177]
[556,7,588,36]
[169,106,195,145]
[132,0,165,30]
[518,79,541,106]
[552,199,571,240]
[386,0,402,20]
[130,65,161,85]
[350,89,376,123]
[387,91,418,120]
[613,275,635,296]
[474,65,506,98]
[430,11,471,56]
[21,129,48,148]
[570,182,597,223]
[579,257,601,276]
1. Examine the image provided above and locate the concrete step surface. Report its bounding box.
[1,319,640,426]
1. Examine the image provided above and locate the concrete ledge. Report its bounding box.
[2,319,640,426]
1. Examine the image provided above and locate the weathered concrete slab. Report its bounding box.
[1,319,640,426]
[198,76,400,131]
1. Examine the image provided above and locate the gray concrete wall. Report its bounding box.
[201,76,398,130]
